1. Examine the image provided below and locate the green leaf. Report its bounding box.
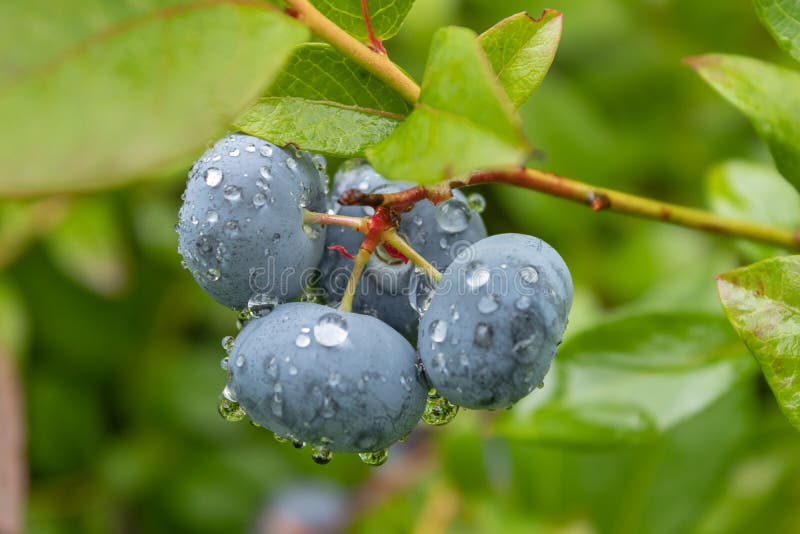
[0,281,28,362]
[706,160,800,260]
[717,256,800,431]
[478,10,562,108]
[0,2,308,196]
[235,44,409,156]
[311,0,415,42]
[755,0,800,63]
[367,26,529,184]
[687,54,800,190]
[495,312,757,446]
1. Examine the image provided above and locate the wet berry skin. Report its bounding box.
[418,233,572,409]
[177,133,327,310]
[228,302,427,453]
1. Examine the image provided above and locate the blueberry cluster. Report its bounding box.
[177,133,573,465]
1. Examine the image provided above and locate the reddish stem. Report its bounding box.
[361,0,386,54]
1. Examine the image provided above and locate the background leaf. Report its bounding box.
[688,54,800,190]
[235,44,409,156]
[718,256,800,430]
[0,1,307,196]
[755,0,800,62]
[495,312,757,446]
[311,0,415,42]
[367,26,529,183]
[706,160,800,260]
[478,10,562,108]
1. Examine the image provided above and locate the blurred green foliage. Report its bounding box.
[3,0,800,533]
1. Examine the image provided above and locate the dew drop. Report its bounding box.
[205,167,223,187]
[466,261,490,289]
[206,267,221,281]
[259,145,274,158]
[219,357,229,371]
[267,357,278,377]
[221,336,235,353]
[478,294,501,314]
[206,210,218,224]
[314,313,349,347]
[286,157,298,172]
[467,193,487,213]
[409,270,436,315]
[473,322,494,349]
[274,434,290,443]
[515,295,531,310]
[435,199,471,233]
[229,148,240,157]
[289,365,298,376]
[252,193,267,207]
[422,389,458,425]
[412,215,423,226]
[247,294,278,317]
[223,185,242,202]
[235,355,245,368]
[312,153,327,172]
[439,237,448,250]
[272,384,283,416]
[429,319,448,343]
[218,397,246,422]
[519,265,539,286]
[190,215,199,225]
[245,144,256,153]
[295,333,311,348]
[259,166,272,181]
[311,446,332,465]
[302,224,320,239]
[359,449,389,466]
[293,440,306,449]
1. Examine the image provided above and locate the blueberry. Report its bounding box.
[177,133,327,309]
[318,162,486,338]
[418,234,572,409]
[228,302,427,453]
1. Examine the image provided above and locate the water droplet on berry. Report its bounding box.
[359,449,389,466]
[478,294,500,314]
[206,209,218,224]
[221,336,235,353]
[466,261,490,289]
[467,193,486,213]
[206,268,221,281]
[252,193,267,207]
[288,365,298,376]
[423,389,458,425]
[272,384,283,416]
[259,145,273,158]
[515,295,531,310]
[409,270,436,315]
[295,332,311,348]
[412,215,423,226]
[223,185,241,202]
[234,355,245,368]
[274,434,290,443]
[312,153,327,172]
[267,357,278,378]
[245,144,256,153]
[219,357,229,371]
[519,265,539,286]
[247,294,278,317]
[473,322,493,348]
[302,224,320,239]
[311,446,332,464]
[429,319,447,343]
[229,148,240,157]
[224,220,239,237]
[218,397,246,422]
[435,199,471,233]
[314,313,348,347]
[286,157,298,172]
[205,168,223,187]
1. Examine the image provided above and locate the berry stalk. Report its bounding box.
[284,0,420,103]
[382,229,443,283]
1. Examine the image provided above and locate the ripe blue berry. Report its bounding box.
[177,133,327,309]
[228,302,427,453]
[318,162,487,338]
[418,234,573,409]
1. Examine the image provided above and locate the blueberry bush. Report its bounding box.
[3,0,800,532]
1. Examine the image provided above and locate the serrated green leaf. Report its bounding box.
[478,10,562,108]
[44,196,130,297]
[235,44,409,156]
[688,54,800,190]
[311,0,415,42]
[718,256,800,431]
[0,1,308,196]
[495,313,757,446]
[755,0,800,62]
[706,160,800,260]
[367,26,529,183]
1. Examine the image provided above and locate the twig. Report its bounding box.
[382,229,443,283]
